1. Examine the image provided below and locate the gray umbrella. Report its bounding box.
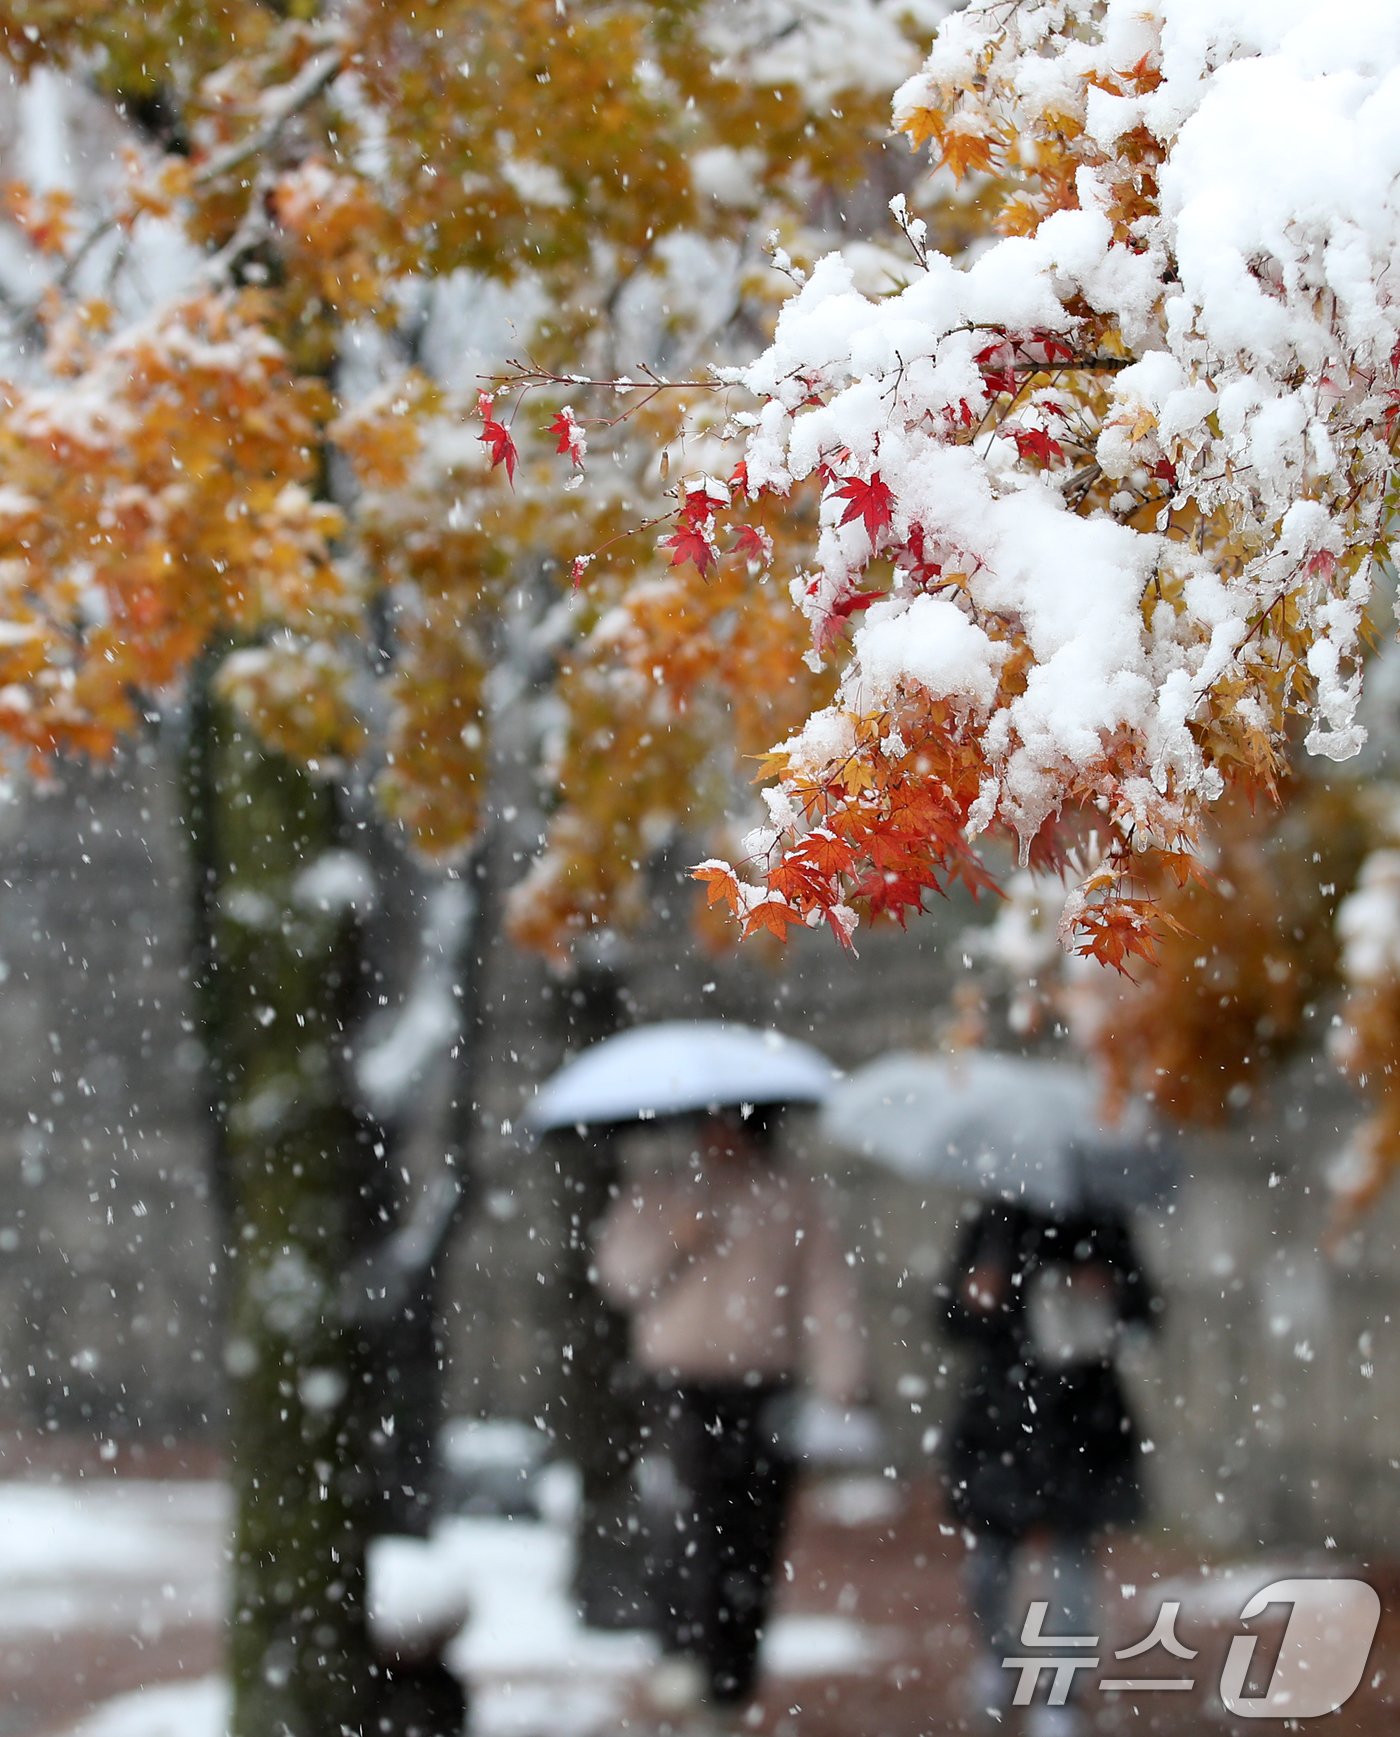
[820,1050,1177,1214]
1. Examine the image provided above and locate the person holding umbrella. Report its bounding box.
[595,1102,866,1728]
[939,1198,1160,1734]
[527,1020,862,1728]
[818,1049,1173,1735]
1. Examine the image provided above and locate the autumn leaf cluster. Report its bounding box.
[590,0,1400,975]
[0,0,927,893]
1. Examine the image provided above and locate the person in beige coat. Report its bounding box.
[595,1107,865,1720]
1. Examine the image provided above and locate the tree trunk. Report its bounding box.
[186,671,382,1737]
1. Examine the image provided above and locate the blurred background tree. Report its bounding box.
[0,2,946,1732]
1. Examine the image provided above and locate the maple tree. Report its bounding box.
[519,0,1398,973]
[0,2,939,1733]
[500,0,1400,1188]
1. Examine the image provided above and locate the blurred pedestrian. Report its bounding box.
[596,1108,865,1728]
[938,1199,1159,1735]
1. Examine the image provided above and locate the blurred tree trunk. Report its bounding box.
[186,665,480,1736]
[185,667,383,1737]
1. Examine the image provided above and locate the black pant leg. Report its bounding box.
[705,1411,795,1705]
[645,1383,713,1657]
[645,1382,796,1705]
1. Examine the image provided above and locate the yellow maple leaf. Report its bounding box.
[1110,404,1158,445]
[901,106,946,154]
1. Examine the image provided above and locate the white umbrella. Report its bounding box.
[821,1050,1176,1214]
[526,1020,838,1133]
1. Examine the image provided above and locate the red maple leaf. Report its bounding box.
[547,408,585,468]
[662,522,717,577]
[826,903,861,958]
[830,588,885,621]
[855,867,935,927]
[975,342,1018,397]
[1038,332,1076,365]
[824,904,859,950]
[477,394,517,485]
[734,524,773,565]
[1009,427,1065,465]
[903,523,945,586]
[834,472,895,545]
[678,485,724,527]
[769,857,832,907]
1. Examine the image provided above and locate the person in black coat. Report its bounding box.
[937,1199,1159,1731]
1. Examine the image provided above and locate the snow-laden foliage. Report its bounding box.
[687,0,1400,969]
[0,0,940,926]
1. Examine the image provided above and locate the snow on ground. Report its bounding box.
[16,1472,1344,1737]
[472,1680,628,1737]
[440,1517,659,1678]
[0,1478,226,1637]
[764,1614,880,1677]
[59,1672,626,1737]
[64,1678,228,1737]
[12,1473,892,1737]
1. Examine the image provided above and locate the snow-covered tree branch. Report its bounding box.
[678,0,1399,971]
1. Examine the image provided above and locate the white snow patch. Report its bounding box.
[64,1677,228,1737]
[0,1480,226,1638]
[292,849,377,916]
[765,1613,885,1676]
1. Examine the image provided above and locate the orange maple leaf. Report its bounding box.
[692,861,740,914]
[940,124,999,182]
[1072,896,1181,976]
[795,830,856,878]
[741,894,801,942]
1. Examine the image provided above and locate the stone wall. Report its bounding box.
[0,746,217,1441]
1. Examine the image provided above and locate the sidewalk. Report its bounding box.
[710,1475,1394,1737]
[470,1474,1400,1737]
[6,1467,1396,1737]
